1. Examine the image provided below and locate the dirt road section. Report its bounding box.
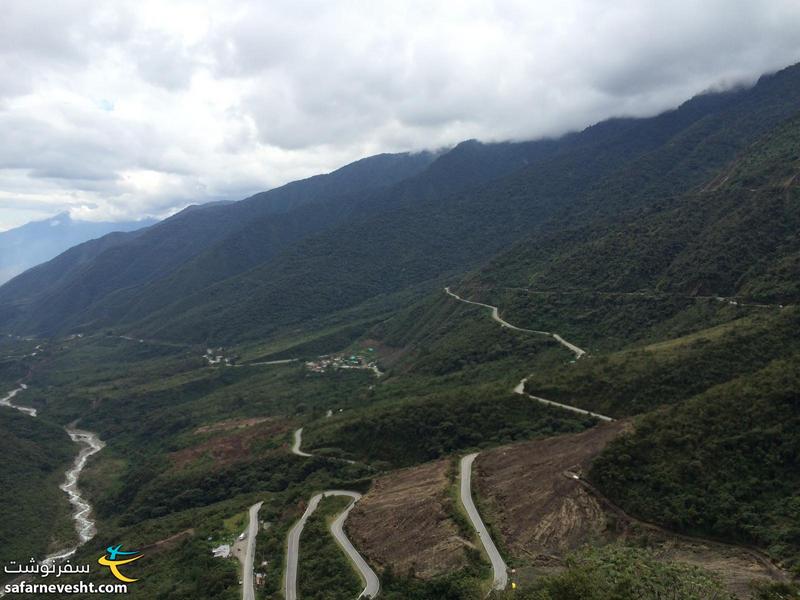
[347,459,471,579]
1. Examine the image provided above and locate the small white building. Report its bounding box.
[212,544,231,558]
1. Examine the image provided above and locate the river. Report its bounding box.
[0,383,104,564]
[43,427,106,563]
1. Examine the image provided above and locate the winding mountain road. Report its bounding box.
[445,286,616,421]
[285,491,379,600]
[460,453,508,592]
[242,501,263,600]
[444,287,585,358]
[330,494,380,599]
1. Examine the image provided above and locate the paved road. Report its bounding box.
[292,427,313,457]
[330,493,380,599]
[242,501,263,600]
[460,453,508,591]
[514,378,614,422]
[444,287,585,358]
[285,491,379,600]
[552,333,586,359]
[445,286,611,420]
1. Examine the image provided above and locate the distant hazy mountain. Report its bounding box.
[0,213,155,285]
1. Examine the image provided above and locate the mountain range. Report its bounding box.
[2,62,800,344]
[0,213,154,286]
[2,59,800,600]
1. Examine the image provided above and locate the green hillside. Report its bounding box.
[469,109,800,304]
[7,65,800,343]
[111,63,800,344]
[0,151,436,335]
[2,58,800,600]
[591,358,800,570]
[0,408,74,579]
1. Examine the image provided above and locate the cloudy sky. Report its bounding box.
[1,0,800,230]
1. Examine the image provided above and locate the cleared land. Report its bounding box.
[474,422,626,562]
[473,423,786,598]
[169,418,291,470]
[347,459,471,578]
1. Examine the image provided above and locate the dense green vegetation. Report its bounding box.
[307,389,589,468]
[0,407,74,582]
[0,337,377,598]
[0,212,154,287]
[591,357,800,569]
[494,545,734,600]
[380,568,485,600]
[519,307,799,417]
[7,64,800,344]
[0,151,435,337]
[471,111,800,307]
[3,60,800,600]
[44,493,262,600]
[305,296,591,468]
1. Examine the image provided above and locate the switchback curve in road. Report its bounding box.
[330,494,381,599]
[284,491,379,600]
[460,453,508,592]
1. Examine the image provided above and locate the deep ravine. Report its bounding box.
[0,383,104,564]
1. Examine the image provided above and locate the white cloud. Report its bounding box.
[1,0,800,230]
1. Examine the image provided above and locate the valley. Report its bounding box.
[0,381,104,577]
[1,60,800,600]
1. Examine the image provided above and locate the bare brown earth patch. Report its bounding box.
[347,459,470,579]
[170,419,291,470]
[474,422,785,597]
[474,421,627,559]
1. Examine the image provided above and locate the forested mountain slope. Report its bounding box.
[3,64,800,345]
[126,63,800,343]
[591,356,800,570]
[438,100,800,571]
[470,107,800,304]
[0,152,436,333]
[0,137,578,337]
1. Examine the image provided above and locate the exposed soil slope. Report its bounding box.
[474,423,786,597]
[347,459,471,578]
